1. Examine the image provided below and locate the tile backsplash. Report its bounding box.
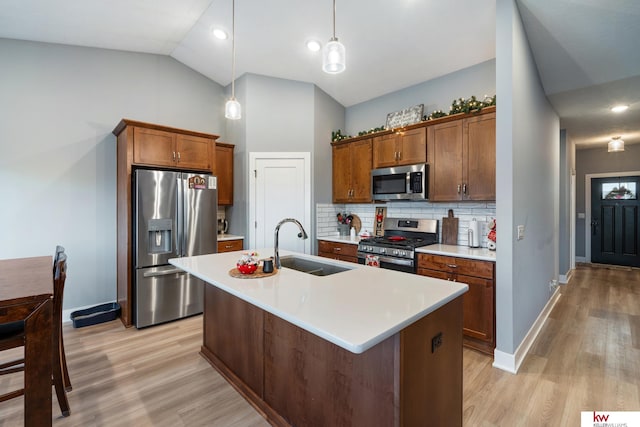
[317,202,496,248]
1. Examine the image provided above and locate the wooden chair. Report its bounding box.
[0,247,72,416]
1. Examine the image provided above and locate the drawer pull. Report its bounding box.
[334,247,341,252]
[225,245,233,249]
[447,264,457,268]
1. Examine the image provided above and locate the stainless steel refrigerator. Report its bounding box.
[133,169,217,328]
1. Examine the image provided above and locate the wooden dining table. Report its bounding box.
[0,256,53,427]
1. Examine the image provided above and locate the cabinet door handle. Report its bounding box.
[172,151,176,161]
[398,151,401,160]
[457,184,461,194]
[177,152,181,162]
[463,183,467,194]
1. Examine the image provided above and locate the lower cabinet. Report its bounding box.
[217,238,243,253]
[417,253,495,355]
[317,240,358,263]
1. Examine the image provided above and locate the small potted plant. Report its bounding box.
[236,251,259,274]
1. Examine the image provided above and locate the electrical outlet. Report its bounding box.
[517,225,525,240]
[431,332,443,353]
[548,279,558,292]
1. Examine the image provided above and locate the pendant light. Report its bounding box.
[225,0,241,120]
[607,136,624,152]
[322,0,345,74]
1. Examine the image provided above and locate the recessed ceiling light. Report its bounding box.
[611,105,629,113]
[212,28,228,40]
[306,40,321,52]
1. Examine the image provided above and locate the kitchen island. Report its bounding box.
[170,250,468,427]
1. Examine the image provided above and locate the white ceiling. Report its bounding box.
[1,0,639,149]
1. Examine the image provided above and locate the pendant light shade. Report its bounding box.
[225,0,241,120]
[608,136,624,152]
[323,0,345,74]
[225,97,241,120]
[323,38,346,74]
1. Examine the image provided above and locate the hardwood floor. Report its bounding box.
[1,263,638,426]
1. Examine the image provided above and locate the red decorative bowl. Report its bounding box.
[236,263,258,274]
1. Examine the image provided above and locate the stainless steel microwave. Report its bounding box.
[371,163,428,201]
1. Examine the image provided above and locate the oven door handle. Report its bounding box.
[358,254,414,267]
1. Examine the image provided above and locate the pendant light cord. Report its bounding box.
[231,0,236,98]
[332,0,337,40]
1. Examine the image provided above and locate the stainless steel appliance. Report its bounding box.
[371,163,428,201]
[357,218,438,273]
[133,169,217,328]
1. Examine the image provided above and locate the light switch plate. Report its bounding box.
[517,225,525,241]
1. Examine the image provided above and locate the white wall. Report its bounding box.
[224,73,344,244]
[345,60,496,136]
[496,0,560,356]
[0,38,226,311]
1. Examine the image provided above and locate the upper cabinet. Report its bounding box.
[427,110,495,201]
[215,142,235,206]
[332,138,373,203]
[114,120,218,172]
[372,128,426,168]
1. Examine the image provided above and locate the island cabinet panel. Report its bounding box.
[417,253,495,355]
[201,284,464,427]
[263,313,397,427]
[317,240,358,263]
[202,285,264,395]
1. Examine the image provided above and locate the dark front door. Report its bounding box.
[591,176,640,267]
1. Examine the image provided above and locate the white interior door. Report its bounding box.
[249,152,311,254]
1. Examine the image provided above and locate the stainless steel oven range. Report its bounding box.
[357,218,439,273]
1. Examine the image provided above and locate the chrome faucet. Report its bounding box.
[274,218,309,269]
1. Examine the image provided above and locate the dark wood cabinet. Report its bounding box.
[202,282,464,427]
[332,138,372,203]
[113,119,219,327]
[130,125,213,171]
[417,253,495,354]
[427,109,495,201]
[215,142,234,206]
[372,127,426,168]
[317,240,358,263]
[217,238,243,253]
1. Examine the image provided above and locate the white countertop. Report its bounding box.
[217,234,244,241]
[318,237,496,262]
[317,235,360,245]
[170,249,467,354]
[416,244,496,262]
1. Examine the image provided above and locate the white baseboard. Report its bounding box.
[576,256,586,263]
[492,288,561,374]
[559,269,573,284]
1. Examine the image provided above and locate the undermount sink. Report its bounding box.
[279,256,353,276]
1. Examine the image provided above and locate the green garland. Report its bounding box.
[332,94,496,142]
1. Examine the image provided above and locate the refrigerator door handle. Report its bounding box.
[176,175,184,257]
[142,267,186,278]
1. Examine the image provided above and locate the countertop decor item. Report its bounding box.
[229,265,278,278]
[236,251,259,274]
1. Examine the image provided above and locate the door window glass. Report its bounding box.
[602,182,637,200]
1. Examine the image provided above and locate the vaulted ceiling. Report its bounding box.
[1,0,639,149]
